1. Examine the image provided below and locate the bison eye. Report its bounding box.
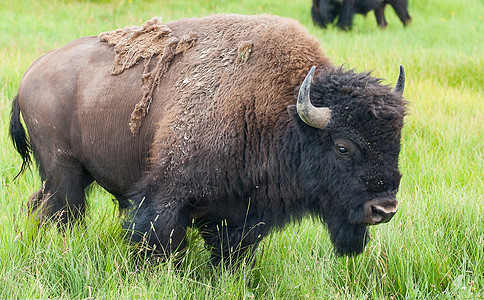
[336,145,349,155]
[332,137,358,158]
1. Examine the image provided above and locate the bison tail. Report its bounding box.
[9,95,32,179]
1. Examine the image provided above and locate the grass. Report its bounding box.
[1,0,483,298]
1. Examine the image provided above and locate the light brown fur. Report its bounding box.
[99,17,197,134]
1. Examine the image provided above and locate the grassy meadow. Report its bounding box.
[0,0,483,298]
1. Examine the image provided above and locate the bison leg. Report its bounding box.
[28,147,93,225]
[124,193,191,260]
[336,0,356,30]
[30,168,92,225]
[27,182,46,213]
[374,3,388,29]
[388,0,411,26]
[200,220,269,267]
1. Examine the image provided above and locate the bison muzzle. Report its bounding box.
[10,14,407,265]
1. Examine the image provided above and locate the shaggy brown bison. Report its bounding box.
[10,14,406,265]
[312,0,412,30]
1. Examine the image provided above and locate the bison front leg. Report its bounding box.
[374,3,388,29]
[336,0,356,30]
[200,220,269,267]
[124,193,191,261]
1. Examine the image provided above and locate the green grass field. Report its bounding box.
[1,0,483,298]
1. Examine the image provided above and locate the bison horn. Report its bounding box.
[393,65,405,96]
[297,66,331,129]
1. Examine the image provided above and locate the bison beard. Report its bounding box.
[329,220,369,256]
[321,200,370,255]
[10,14,406,266]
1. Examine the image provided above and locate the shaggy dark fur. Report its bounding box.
[10,14,406,266]
[123,66,406,261]
[312,0,412,30]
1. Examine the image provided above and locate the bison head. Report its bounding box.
[289,66,406,255]
[311,0,342,28]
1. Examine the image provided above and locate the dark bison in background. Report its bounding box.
[312,0,412,30]
[10,14,406,265]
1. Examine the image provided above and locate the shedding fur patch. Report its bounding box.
[99,17,197,134]
[236,40,253,64]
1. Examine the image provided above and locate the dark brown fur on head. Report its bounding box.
[288,66,406,255]
[311,67,407,120]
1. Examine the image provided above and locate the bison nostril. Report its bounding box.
[362,197,398,225]
[370,205,395,224]
[371,205,380,216]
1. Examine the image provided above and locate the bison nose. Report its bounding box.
[363,197,398,225]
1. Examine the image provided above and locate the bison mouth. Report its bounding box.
[348,196,398,226]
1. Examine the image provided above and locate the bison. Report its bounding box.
[10,14,406,265]
[312,0,412,30]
